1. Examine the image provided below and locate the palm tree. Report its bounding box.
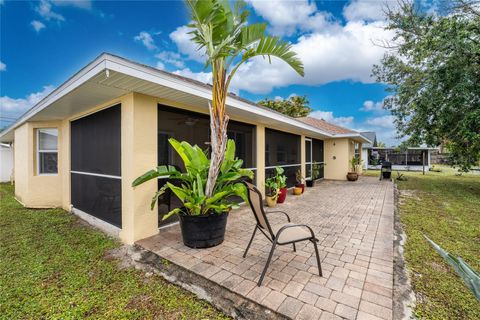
[186,0,304,197]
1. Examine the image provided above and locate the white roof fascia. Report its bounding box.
[333,133,372,144]
[104,55,334,138]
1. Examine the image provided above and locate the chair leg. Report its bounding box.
[292,243,297,252]
[258,241,278,286]
[312,239,323,277]
[243,226,258,258]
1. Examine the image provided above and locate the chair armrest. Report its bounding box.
[276,223,316,239]
[266,210,291,222]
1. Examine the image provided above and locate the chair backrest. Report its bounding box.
[243,181,274,238]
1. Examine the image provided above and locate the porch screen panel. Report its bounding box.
[265,128,300,187]
[312,139,324,179]
[157,105,256,225]
[71,104,122,227]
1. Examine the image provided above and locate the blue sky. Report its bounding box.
[0,0,408,145]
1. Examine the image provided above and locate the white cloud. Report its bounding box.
[0,85,55,119]
[134,31,157,51]
[360,99,387,113]
[310,110,354,127]
[365,115,395,128]
[0,61,5,72]
[155,51,185,68]
[172,68,213,85]
[221,20,394,94]
[156,61,165,70]
[36,0,65,22]
[51,0,92,10]
[247,0,336,36]
[169,25,206,63]
[31,20,46,32]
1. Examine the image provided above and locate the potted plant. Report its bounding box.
[307,163,323,187]
[347,157,361,181]
[294,169,304,195]
[133,139,253,248]
[265,176,279,207]
[275,167,288,203]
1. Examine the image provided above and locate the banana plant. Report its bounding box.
[185,0,304,199]
[424,235,480,301]
[132,138,253,220]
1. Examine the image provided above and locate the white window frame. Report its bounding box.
[37,128,58,176]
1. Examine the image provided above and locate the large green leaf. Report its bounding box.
[425,235,480,301]
[248,35,304,77]
[132,165,178,187]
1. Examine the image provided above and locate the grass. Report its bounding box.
[366,166,480,319]
[0,183,229,320]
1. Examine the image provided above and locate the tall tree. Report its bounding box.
[186,0,304,197]
[258,95,312,118]
[373,0,480,170]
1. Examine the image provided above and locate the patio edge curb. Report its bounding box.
[392,183,416,320]
[131,244,289,320]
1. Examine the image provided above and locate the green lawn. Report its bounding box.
[366,167,480,319]
[0,183,229,319]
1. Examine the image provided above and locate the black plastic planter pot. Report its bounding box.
[306,180,315,187]
[179,213,228,248]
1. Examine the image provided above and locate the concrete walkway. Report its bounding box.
[137,176,395,320]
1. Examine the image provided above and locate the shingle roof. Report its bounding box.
[297,117,357,135]
[360,131,377,148]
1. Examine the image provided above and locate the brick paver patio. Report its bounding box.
[137,176,395,320]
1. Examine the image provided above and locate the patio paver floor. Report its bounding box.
[137,176,394,320]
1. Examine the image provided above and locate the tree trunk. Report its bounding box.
[205,61,229,198]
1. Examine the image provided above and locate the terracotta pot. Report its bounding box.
[266,196,277,207]
[295,183,305,193]
[277,187,288,203]
[346,172,359,181]
[293,187,303,195]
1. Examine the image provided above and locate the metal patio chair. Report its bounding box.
[242,181,323,286]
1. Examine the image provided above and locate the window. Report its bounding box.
[37,128,58,175]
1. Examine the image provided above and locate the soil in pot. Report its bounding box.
[346,172,359,181]
[277,187,288,203]
[179,213,228,248]
[266,196,277,207]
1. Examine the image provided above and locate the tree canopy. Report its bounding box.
[258,95,312,118]
[373,0,480,170]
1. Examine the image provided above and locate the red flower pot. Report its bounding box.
[277,187,288,203]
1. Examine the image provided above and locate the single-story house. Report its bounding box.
[0,143,14,182]
[0,53,370,244]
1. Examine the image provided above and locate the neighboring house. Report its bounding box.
[0,53,370,245]
[0,143,14,182]
[360,131,436,171]
[360,132,377,169]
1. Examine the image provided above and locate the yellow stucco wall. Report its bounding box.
[13,124,28,204]
[324,138,356,180]
[13,121,63,208]
[120,93,159,244]
[255,125,265,196]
